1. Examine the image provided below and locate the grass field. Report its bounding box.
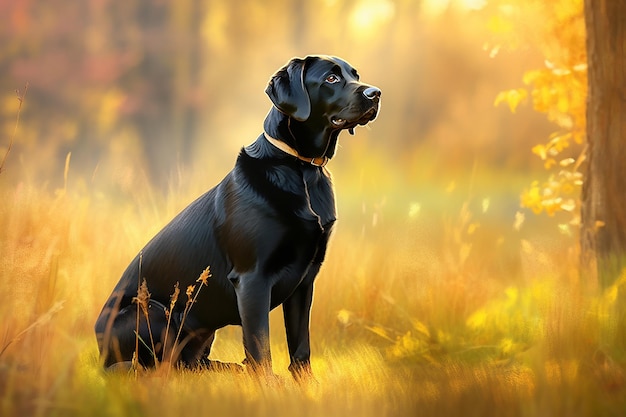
[1,158,626,417]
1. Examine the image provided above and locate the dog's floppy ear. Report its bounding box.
[265,57,312,122]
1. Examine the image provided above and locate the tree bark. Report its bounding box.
[581,0,626,286]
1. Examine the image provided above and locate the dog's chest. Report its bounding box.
[302,167,336,229]
[218,163,335,278]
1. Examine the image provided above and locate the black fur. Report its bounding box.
[94,55,381,377]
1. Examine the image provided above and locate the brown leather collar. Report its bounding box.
[263,133,328,167]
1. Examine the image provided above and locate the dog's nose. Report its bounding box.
[363,87,381,100]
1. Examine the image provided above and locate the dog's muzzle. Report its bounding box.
[363,86,382,101]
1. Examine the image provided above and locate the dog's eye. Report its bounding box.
[325,74,341,84]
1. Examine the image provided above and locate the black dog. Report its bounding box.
[94,55,381,377]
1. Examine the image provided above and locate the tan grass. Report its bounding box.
[1,164,626,416]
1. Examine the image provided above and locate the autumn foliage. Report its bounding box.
[492,0,586,222]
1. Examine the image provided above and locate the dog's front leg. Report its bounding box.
[232,273,273,375]
[283,270,317,380]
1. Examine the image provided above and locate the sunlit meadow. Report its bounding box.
[1,148,625,416]
[2,1,626,415]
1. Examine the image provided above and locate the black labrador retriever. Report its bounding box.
[94,55,381,377]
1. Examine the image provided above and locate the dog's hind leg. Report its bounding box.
[97,299,170,369]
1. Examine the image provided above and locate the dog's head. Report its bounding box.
[266,55,381,137]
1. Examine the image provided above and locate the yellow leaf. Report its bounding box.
[560,199,576,211]
[558,224,572,236]
[532,144,547,160]
[522,69,540,85]
[557,96,569,113]
[543,197,562,216]
[521,183,544,214]
[550,132,572,151]
[494,88,528,113]
[544,158,556,169]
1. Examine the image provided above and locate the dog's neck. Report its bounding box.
[263,133,328,167]
[263,107,339,163]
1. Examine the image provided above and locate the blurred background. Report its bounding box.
[1,0,554,197]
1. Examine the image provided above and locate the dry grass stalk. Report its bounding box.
[0,82,28,175]
[131,251,157,370]
[168,266,211,365]
[0,300,64,358]
[162,281,180,363]
[133,278,157,367]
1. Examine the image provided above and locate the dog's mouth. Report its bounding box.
[331,117,347,127]
[331,107,378,135]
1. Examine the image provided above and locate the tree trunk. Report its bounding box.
[581,0,626,286]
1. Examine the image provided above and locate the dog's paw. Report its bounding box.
[105,361,144,374]
[288,361,317,384]
[241,358,285,384]
[196,358,245,373]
